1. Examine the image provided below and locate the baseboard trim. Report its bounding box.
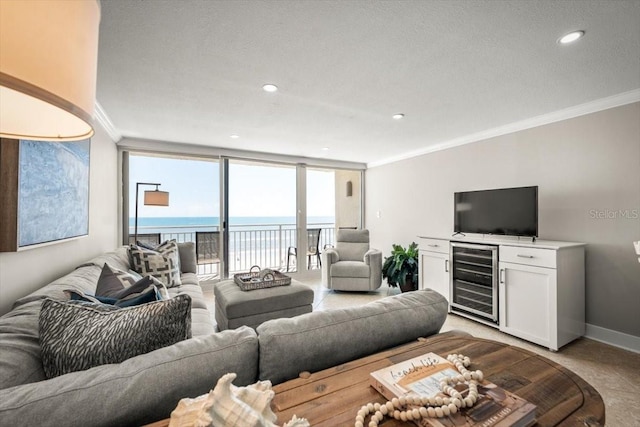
[585,323,640,353]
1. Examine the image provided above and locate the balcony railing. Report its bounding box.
[130,222,335,278]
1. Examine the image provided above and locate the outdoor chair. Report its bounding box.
[195,231,221,265]
[321,229,382,291]
[286,228,322,272]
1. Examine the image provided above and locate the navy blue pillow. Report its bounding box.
[69,287,161,308]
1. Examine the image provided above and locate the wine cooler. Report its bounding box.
[450,242,499,324]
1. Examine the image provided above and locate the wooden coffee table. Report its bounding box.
[272,331,605,426]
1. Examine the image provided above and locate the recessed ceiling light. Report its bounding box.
[262,84,278,92]
[392,113,405,120]
[322,147,329,151]
[230,134,239,139]
[558,31,585,44]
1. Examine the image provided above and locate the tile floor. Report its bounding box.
[202,272,640,426]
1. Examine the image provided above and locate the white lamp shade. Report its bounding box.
[0,0,100,141]
[144,190,169,206]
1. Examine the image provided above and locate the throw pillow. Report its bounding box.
[68,286,161,308]
[136,240,160,250]
[129,240,182,287]
[95,263,143,297]
[95,266,170,301]
[39,294,192,379]
[96,273,151,298]
[128,269,144,281]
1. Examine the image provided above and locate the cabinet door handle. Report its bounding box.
[517,254,534,258]
[428,244,439,247]
[500,268,505,284]
[445,259,449,272]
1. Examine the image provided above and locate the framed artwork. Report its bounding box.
[0,138,90,251]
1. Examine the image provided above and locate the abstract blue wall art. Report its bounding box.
[18,139,90,247]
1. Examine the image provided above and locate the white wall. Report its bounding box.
[335,170,361,229]
[366,102,640,339]
[0,123,119,315]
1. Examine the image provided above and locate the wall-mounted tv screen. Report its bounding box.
[454,186,538,237]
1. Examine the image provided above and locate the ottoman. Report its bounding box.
[214,279,314,330]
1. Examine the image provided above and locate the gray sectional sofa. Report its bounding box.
[0,245,448,426]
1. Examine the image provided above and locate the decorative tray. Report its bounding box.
[233,265,291,291]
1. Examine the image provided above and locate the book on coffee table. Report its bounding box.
[369,352,536,427]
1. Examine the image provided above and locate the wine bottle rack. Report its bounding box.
[450,242,498,324]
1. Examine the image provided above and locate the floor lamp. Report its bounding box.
[134,182,169,243]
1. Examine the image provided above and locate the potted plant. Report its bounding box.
[382,242,419,292]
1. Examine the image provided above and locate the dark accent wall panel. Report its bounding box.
[0,138,19,252]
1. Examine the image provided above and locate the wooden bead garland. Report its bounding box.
[354,354,483,427]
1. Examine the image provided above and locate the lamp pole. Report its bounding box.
[134,182,167,243]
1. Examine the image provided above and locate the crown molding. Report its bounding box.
[117,137,367,170]
[367,89,640,169]
[93,101,122,143]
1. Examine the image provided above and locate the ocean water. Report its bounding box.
[130,216,336,271]
[129,216,335,233]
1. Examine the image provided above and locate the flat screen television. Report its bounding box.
[454,186,538,237]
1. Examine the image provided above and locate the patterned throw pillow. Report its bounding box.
[129,240,182,287]
[39,294,192,379]
[95,263,142,297]
[94,267,170,301]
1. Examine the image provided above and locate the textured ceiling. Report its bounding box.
[96,0,640,165]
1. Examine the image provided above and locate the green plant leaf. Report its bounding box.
[381,242,421,288]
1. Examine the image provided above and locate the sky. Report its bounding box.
[129,155,335,218]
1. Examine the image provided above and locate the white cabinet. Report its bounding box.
[419,251,450,302]
[499,261,556,348]
[498,245,585,351]
[418,235,585,350]
[418,238,450,305]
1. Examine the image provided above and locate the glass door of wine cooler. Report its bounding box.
[450,242,499,323]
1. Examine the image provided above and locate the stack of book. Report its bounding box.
[369,352,536,427]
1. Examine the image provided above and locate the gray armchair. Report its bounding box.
[321,229,382,291]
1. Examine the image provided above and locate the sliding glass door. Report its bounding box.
[126,153,221,279]
[227,160,296,273]
[306,168,336,270]
[123,151,363,279]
